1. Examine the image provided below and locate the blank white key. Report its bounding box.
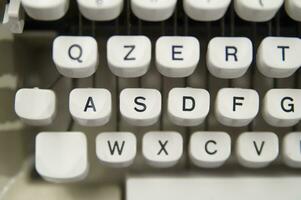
[189,132,231,168]
[143,131,183,168]
[236,132,279,168]
[15,88,56,126]
[283,132,301,168]
[77,0,123,21]
[131,0,177,22]
[263,89,301,127]
[168,88,210,126]
[215,88,259,127]
[257,37,301,78]
[127,176,301,200]
[53,36,98,78]
[69,88,112,127]
[156,36,200,78]
[207,37,253,79]
[21,0,69,21]
[285,0,301,22]
[107,36,151,78]
[35,132,88,183]
[120,88,161,126]
[183,0,231,21]
[96,132,136,168]
[234,0,284,22]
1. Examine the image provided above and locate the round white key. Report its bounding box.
[53,36,99,78]
[168,88,210,126]
[183,0,231,21]
[15,88,56,126]
[21,0,69,21]
[131,0,177,22]
[285,0,301,22]
[215,88,259,127]
[263,89,301,127]
[107,36,151,78]
[77,0,123,21]
[156,36,200,78]
[236,132,279,168]
[283,132,301,168]
[207,37,253,79]
[234,0,284,22]
[189,132,231,168]
[35,132,88,183]
[120,88,162,126]
[69,88,112,127]
[96,132,136,168]
[143,131,183,168]
[257,37,301,78]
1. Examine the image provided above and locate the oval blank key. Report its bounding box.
[285,0,301,22]
[53,36,99,78]
[22,0,69,20]
[234,0,284,22]
[257,37,301,78]
[236,132,279,168]
[183,0,231,21]
[69,88,112,127]
[131,0,177,21]
[15,88,56,126]
[77,0,123,21]
[35,132,89,183]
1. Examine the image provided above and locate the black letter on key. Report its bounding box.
[233,96,245,112]
[183,96,195,111]
[157,140,169,155]
[281,97,294,112]
[253,141,265,156]
[124,45,136,61]
[205,140,218,155]
[134,96,147,112]
[84,97,96,112]
[172,45,184,61]
[277,46,290,61]
[225,46,238,62]
[108,140,125,155]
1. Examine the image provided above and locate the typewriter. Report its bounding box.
[0,0,301,199]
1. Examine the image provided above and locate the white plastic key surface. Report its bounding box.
[69,88,112,127]
[35,132,88,183]
[77,0,123,21]
[120,88,162,126]
[207,37,253,79]
[257,37,301,78]
[21,0,69,21]
[283,132,301,168]
[215,88,259,127]
[15,88,56,126]
[234,0,284,22]
[127,176,301,200]
[143,131,183,168]
[236,132,279,168]
[168,88,210,126]
[285,0,301,22]
[53,36,99,78]
[131,0,177,22]
[107,36,151,78]
[189,132,231,168]
[263,89,301,127]
[96,132,137,167]
[156,36,200,78]
[183,0,231,21]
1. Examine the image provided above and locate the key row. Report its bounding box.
[36,131,301,183]
[15,88,301,127]
[21,0,301,22]
[53,36,301,79]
